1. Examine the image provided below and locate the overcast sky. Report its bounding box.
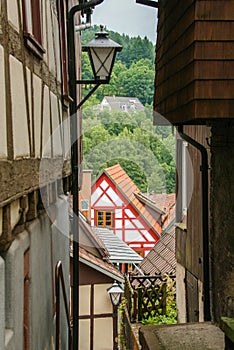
[92,0,157,43]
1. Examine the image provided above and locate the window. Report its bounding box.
[22,0,45,57]
[81,200,89,211]
[96,211,113,227]
[57,0,69,98]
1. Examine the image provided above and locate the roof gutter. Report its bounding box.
[177,125,211,322]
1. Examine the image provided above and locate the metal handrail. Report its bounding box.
[55,261,72,350]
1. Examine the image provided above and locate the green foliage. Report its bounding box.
[81,28,175,193]
[141,275,177,326]
[141,304,177,325]
[81,26,155,68]
[82,109,176,193]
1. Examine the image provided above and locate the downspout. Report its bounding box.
[67,1,104,349]
[177,125,211,322]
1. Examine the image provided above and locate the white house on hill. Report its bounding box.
[99,96,145,113]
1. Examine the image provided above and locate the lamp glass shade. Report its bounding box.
[83,26,122,83]
[107,281,124,306]
[89,47,115,81]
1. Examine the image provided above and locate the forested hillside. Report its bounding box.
[81,27,176,194]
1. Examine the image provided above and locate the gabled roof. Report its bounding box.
[101,164,162,237]
[134,192,165,215]
[144,192,176,230]
[79,246,124,283]
[138,222,176,276]
[92,227,143,264]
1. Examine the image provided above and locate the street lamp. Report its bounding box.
[83,25,122,83]
[107,281,124,306]
[107,281,124,350]
[76,25,122,110]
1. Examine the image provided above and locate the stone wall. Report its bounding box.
[210,122,234,322]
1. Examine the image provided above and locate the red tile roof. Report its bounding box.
[103,164,162,237]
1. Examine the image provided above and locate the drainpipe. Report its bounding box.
[67,1,104,349]
[177,125,211,322]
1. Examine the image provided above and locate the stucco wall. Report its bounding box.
[1,195,69,350]
[0,257,5,349]
[79,283,114,350]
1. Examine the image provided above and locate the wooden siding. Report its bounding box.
[176,125,210,279]
[154,0,234,124]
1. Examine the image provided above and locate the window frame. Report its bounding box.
[22,0,45,58]
[57,0,69,99]
[96,210,114,228]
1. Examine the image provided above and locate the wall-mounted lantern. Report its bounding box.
[107,281,124,307]
[82,25,122,83]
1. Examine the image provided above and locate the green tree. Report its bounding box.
[119,59,155,105]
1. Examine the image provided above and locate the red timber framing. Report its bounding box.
[91,165,162,257]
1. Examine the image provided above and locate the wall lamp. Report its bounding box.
[67,2,122,350]
[76,25,122,111]
[107,281,124,307]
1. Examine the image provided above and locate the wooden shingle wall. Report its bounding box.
[154,0,234,124]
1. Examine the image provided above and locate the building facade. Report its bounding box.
[0,0,73,348]
[154,0,234,324]
[91,164,162,257]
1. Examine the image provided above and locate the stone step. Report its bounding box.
[139,322,224,350]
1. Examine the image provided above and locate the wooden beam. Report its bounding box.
[136,0,158,8]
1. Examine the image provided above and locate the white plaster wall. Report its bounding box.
[94,318,113,350]
[0,208,3,237]
[62,112,70,160]
[4,231,30,350]
[10,199,20,231]
[52,195,70,350]
[0,257,5,350]
[42,85,51,157]
[33,73,42,158]
[28,216,54,350]
[42,1,48,64]
[79,285,91,316]
[176,262,187,323]
[52,10,61,82]
[51,91,62,157]
[10,55,30,158]
[79,319,90,350]
[94,284,113,314]
[4,201,69,350]
[46,2,56,75]
[0,45,7,158]
[7,0,19,31]
[198,279,204,322]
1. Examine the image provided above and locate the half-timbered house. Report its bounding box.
[91,164,162,257]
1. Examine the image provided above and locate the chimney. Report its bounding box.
[79,170,92,222]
